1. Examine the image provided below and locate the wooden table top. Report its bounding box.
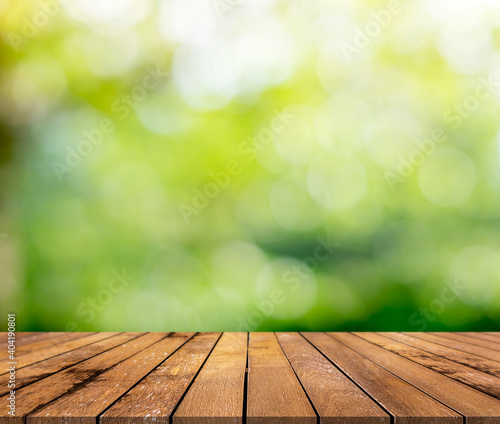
[1,332,500,423]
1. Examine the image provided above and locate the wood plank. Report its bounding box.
[0,332,498,423]
[0,333,39,343]
[0,333,59,348]
[0,332,118,374]
[304,332,461,424]
[0,332,157,423]
[484,333,500,338]
[173,332,247,424]
[276,332,390,424]
[100,332,221,424]
[406,332,500,363]
[335,332,500,424]
[456,333,500,344]
[0,333,92,360]
[28,333,195,424]
[432,332,500,352]
[385,332,500,377]
[0,332,136,397]
[16,333,41,339]
[246,332,316,424]
[359,332,500,400]
[0,333,69,356]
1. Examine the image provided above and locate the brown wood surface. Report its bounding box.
[0,333,90,359]
[276,332,390,424]
[0,332,118,374]
[247,332,316,424]
[28,333,195,424]
[0,333,39,344]
[174,332,247,424]
[406,332,500,362]
[1,332,500,424]
[341,333,500,424]
[0,332,138,396]
[306,332,461,424]
[359,332,500,399]
[100,332,221,424]
[0,332,151,423]
[432,332,500,351]
[384,332,500,377]
[0,333,60,349]
[457,333,500,344]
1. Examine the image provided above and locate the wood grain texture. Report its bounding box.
[0,333,60,350]
[484,333,500,338]
[340,333,500,424]
[457,333,500,344]
[306,332,462,424]
[0,332,152,424]
[174,332,247,424]
[362,332,500,400]
[0,332,118,374]
[433,332,500,352]
[406,332,500,362]
[276,332,389,424]
[385,332,500,377]
[28,333,195,424]
[0,332,136,396]
[100,332,221,424]
[0,333,90,360]
[246,332,317,424]
[0,333,38,344]
[1,332,499,424]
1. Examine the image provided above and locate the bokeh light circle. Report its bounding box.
[307,153,367,211]
[418,147,476,207]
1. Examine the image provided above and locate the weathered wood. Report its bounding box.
[406,332,500,362]
[100,332,221,424]
[0,333,42,356]
[28,333,195,424]
[338,333,500,424]
[276,332,390,424]
[385,332,500,377]
[0,332,135,396]
[0,333,90,359]
[247,332,316,424]
[0,333,39,344]
[174,332,247,424]
[0,332,117,374]
[432,332,500,352]
[0,332,499,424]
[484,333,500,338]
[0,333,60,350]
[457,333,500,344]
[360,332,500,399]
[0,332,152,423]
[305,332,461,424]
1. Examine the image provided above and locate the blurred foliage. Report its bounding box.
[0,0,500,331]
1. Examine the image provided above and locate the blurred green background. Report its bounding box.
[0,0,499,332]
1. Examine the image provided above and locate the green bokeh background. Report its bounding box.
[0,0,499,331]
